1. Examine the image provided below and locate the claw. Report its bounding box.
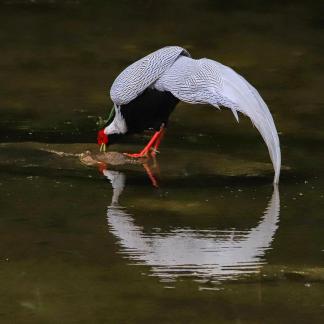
[150,147,160,157]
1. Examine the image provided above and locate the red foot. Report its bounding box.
[123,126,165,158]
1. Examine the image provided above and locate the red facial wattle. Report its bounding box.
[97,129,108,152]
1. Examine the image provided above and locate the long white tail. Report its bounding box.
[152,54,281,183]
[214,63,281,184]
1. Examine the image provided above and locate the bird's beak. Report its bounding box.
[97,129,109,152]
[99,143,106,152]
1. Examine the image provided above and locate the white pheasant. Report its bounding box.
[97,46,281,183]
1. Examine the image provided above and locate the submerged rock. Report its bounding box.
[80,151,146,166]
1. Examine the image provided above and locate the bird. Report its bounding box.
[97,46,281,183]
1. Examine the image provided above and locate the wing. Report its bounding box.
[110,46,190,106]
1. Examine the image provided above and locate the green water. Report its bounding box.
[1,1,324,323]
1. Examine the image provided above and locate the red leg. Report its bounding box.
[151,128,165,157]
[124,125,165,158]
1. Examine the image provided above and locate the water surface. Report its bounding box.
[0,1,324,323]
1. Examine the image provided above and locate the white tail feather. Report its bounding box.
[215,63,281,184]
[152,54,281,183]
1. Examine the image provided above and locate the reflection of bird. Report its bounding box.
[104,170,280,283]
[98,46,281,183]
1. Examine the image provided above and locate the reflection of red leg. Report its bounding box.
[97,162,107,174]
[143,163,159,188]
[124,125,165,158]
[151,155,160,177]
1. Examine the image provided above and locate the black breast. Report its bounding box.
[120,88,179,134]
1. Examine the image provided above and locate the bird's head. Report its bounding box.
[97,129,109,152]
[96,105,117,152]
